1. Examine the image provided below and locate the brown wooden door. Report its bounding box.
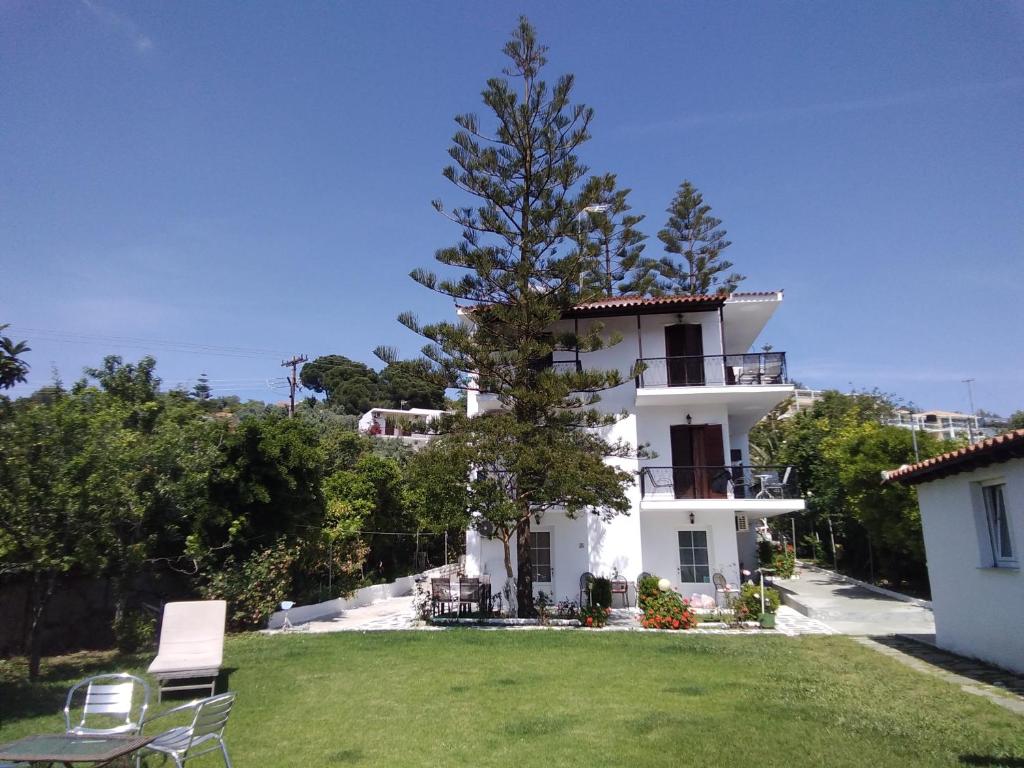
[671,424,726,499]
[665,324,704,386]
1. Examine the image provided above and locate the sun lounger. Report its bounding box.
[148,600,226,702]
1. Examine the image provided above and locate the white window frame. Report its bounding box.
[981,481,1016,568]
[677,529,711,584]
[530,528,553,585]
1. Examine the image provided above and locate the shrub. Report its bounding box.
[554,599,578,619]
[733,582,780,622]
[113,610,156,653]
[637,575,662,611]
[589,577,612,609]
[202,540,299,630]
[640,589,697,630]
[578,603,610,628]
[772,548,796,579]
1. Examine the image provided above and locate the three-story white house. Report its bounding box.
[463,290,805,604]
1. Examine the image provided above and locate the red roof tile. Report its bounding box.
[885,429,1024,485]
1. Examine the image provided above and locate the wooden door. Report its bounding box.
[671,424,726,499]
[665,324,704,386]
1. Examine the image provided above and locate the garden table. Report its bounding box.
[0,733,153,767]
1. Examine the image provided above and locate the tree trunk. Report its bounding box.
[515,515,534,618]
[26,571,57,681]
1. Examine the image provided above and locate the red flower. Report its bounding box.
[672,619,680,629]
[586,616,594,626]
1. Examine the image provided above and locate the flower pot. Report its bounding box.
[758,613,776,629]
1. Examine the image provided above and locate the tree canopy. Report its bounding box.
[0,324,31,390]
[300,355,445,414]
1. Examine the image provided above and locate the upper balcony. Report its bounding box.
[634,352,793,417]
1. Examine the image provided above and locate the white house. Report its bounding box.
[358,407,446,449]
[888,429,1024,674]
[463,290,805,605]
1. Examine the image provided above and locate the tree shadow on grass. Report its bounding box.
[959,757,1024,767]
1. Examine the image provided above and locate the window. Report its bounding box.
[530,531,552,583]
[678,530,710,583]
[982,484,1016,566]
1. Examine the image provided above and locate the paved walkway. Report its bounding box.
[775,567,935,636]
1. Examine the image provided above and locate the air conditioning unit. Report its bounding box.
[735,515,749,532]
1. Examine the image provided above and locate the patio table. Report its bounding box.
[0,733,153,767]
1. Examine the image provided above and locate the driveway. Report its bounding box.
[776,567,935,636]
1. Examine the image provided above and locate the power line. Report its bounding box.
[8,325,289,359]
[282,355,308,417]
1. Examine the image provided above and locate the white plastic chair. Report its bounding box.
[138,692,235,768]
[64,673,150,736]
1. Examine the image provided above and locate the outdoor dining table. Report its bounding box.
[0,733,154,767]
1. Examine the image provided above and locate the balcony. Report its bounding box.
[637,352,788,388]
[638,465,804,515]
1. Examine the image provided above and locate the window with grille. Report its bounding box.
[678,530,710,583]
[982,484,1016,567]
[530,531,552,583]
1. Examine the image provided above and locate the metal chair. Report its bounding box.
[138,692,235,768]
[759,466,792,499]
[430,578,454,616]
[712,572,739,608]
[579,572,595,607]
[64,673,150,736]
[610,579,629,608]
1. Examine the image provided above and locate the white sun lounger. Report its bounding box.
[148,600,226,702]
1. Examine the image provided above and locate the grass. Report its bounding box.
[2,632,1022,767]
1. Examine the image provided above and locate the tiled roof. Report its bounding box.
[572,294,729,311]
[885,429,1024,485]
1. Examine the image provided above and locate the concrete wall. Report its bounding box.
[266,573,419,629]
[915,459,1024,674]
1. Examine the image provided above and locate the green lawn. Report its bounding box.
[2,632,1022,767]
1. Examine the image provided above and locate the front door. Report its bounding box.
[671,424,727,499]
[665,324,704,386]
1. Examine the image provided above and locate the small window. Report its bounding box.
[982,484,1016,567]
[678,530,710,583]
[530,531,552,583]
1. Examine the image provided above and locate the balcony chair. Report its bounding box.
[64,673,150,736]
[138,692,235,768]
[758,467,792,499]
[761,354,784,384]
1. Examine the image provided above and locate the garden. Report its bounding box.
[1,632,1022,767]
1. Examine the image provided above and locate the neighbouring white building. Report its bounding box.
[885,408,986,442]
[463,291,805,605]
[888,429,1024,674]
[358,407,446,449]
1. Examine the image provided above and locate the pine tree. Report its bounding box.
[575,174,649,296]
[383,18,637,617]
[650,181,744,295]
[191,372,212,401]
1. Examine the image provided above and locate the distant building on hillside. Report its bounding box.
[358,407,446,449]
[884,408,993,442]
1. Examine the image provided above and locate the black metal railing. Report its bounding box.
[636,352,788,388]
[639,465,800,500]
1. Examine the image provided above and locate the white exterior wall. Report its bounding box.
[915,460,1024,674]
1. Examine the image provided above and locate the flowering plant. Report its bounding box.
[578,603,610,628]
[734,582,780,620]
[640,589,697,630]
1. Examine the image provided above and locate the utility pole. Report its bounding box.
[281,354,308,417]
[962,378,977,443]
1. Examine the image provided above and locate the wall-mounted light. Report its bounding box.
[689,512,696,524]
[686,414,692,425]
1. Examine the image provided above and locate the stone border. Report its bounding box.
[799,562,932,608]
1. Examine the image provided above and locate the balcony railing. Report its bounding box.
[639,465,800,501]
[636,352,788,388]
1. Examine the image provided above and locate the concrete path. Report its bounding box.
[775,567,935,636]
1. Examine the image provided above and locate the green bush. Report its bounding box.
[578,604,610,628]
[772,548,796,579]
[589,577,612,609]
[640,589,697,630]
[734,582,780,621]
[637,575,662,611]
[202,540,299,630]
[113,610,156,653]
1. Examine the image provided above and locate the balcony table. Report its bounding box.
[754,474,774,499]
[0,733,153,767]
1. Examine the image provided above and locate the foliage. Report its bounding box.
[578,603,610,628]
[554,598,578,618]
[299,355,445,414]
[112,610,156,654]
[574,174,649,296]
[0,323,31,390]
[637,575,662,611]
[640,589,697,630]
[190,372,212,401]
[1007,410,1024,430]
[759,541,795,578]
[387,17,641,617]
[588,577,613,609]
[643,181,743,296]
[202,540,299,630]
[734,583,780,620]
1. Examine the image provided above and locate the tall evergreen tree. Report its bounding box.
[191,372,212,401]
[384,18,636,616]
[575,174,649,296]
[649,181,744,295]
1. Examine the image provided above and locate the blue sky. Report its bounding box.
[2,1,1022,414]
